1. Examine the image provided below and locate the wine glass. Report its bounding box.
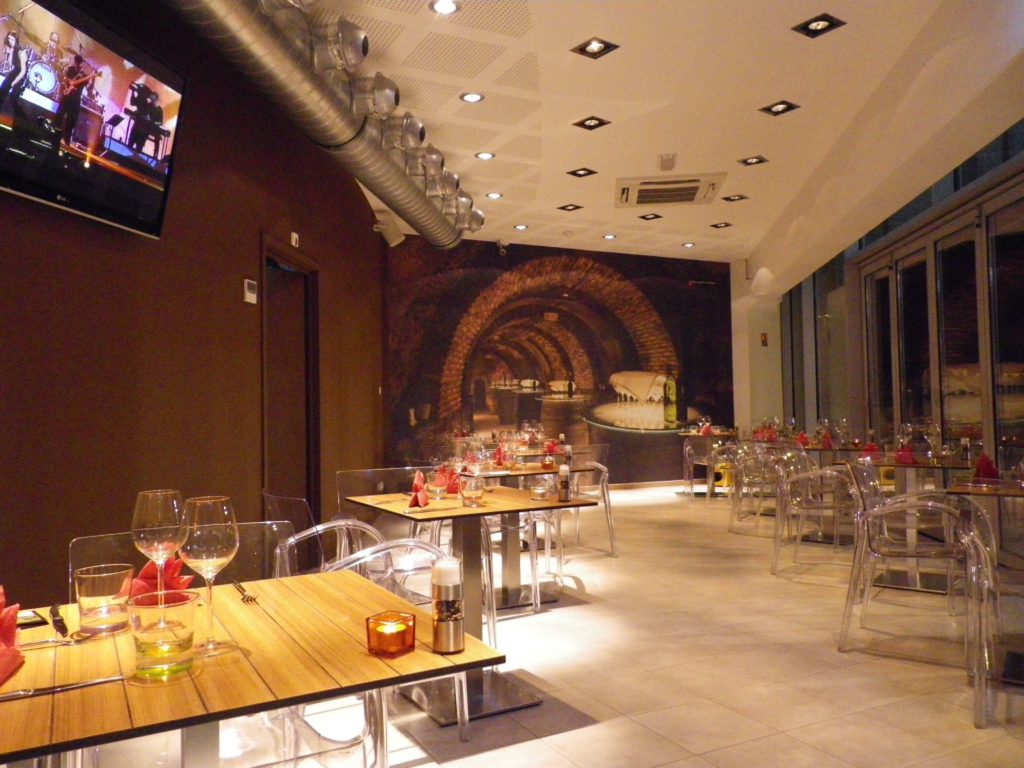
[131,489,187,599]
[179,495,239,656]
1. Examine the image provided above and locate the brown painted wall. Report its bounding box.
[0,1,384,607]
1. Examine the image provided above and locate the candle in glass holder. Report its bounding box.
[365,611,415,657]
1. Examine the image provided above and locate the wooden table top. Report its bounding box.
[0,571,504,763]
[473,462,590,478]
[948,480,1024,498]
[346,485,597,523]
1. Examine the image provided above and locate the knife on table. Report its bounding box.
[49,604,68,638]
[0,675,126,703]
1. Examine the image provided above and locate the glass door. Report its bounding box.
[896,251,933,427]
[864,268,895,441]
[989,197,1024,468]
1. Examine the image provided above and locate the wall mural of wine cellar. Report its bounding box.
[384,238,733,481]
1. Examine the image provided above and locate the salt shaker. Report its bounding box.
[431,556,464,654]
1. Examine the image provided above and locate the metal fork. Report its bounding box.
[233,581,257,604]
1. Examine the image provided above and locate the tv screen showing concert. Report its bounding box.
[0,0,184,237]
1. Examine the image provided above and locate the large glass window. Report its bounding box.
[936,227,979,442]
[865,269,894,440]
[897,255,931,424]
[814,256,847,425]
[990,199,1024,466]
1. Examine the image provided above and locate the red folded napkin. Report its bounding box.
[494,444,505,466]
[544,439,557,455]
[859,442,880,459]
[445,467,461,494]
[699,423,713,437]
[896,445,917,465]
[975,453,999,479]
[0,585,25,686]
[128,557,195,597]
[820,431,833,449]
[409,470,429,507]
[796,431,809,447]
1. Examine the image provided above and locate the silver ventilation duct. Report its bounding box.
[166,0,465,249]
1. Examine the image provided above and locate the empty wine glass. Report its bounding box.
[179,495,239,656]
[131,489,186,600]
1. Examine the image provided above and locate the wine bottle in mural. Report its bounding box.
[567,371,576,398]
[663,368,678,426]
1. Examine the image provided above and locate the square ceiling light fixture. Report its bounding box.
[723,194,748,202]
[571,37,619,59]
[738,155,768,166]
[759,100,800,116]
[793,13,846,38]
[573,115,610,131]
[567,167,598,178]
[710,222,732,229]
[558,204,583,211]
[638,213,662,221]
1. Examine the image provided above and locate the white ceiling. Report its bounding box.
[314,0,1024,299]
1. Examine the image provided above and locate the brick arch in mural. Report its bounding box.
[438,255,679,421]
[483,318,596,392]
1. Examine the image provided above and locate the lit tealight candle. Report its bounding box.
[365,611,415,657]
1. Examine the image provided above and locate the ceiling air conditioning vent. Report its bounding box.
[614,172,726,207]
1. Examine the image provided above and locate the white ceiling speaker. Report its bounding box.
[350,72,399,119]
[312,19,369,72]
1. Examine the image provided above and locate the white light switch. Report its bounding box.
[243,279,258,304]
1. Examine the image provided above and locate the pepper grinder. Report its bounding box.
[557,463,571,502]
[431,556,464,654]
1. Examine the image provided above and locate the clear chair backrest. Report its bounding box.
[323,538,446,604]
[865,498,960,556]
[263,492,322,571]
[274,519,386,577]
[68,520,296,602]
[848,459,886,511]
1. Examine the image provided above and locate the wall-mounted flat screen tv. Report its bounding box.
[0,0,184,238]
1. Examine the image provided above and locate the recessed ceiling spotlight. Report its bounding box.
[682,242,696,248]
[603,233,616,240]
[571,37,619,59]
[567,167,598,177]
[475,151,495,160]
[792,13,846,38]
[430,0,459,15]
[486,192,503,200]
[738,155,768,166]
[638,213,662,221]
[573,115,610,131]
[722,194,748,202]
[710,222,732,229]
[460,92,484,103]
[558,204,583,211]
[759,100,800,116]
[514,224,528,231]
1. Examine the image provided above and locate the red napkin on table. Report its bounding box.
[699,423,713,437]
[896,445,917,465]
[544,439,557,455]
[494,444,505,466]
[445,468,461,494]
[859,442,880,459]
[128,557,195,597]
[409,469,429,508]
[975,453,999,479]
[0,585,25,686]
[820,431,833,449]
[796,431,809,447]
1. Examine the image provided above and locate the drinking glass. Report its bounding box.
[179,495,239,656]
[131,490,186,599]
[899,422,914,448]
[427,469,449,500]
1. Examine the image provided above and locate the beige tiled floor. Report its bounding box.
[390,484,1024,768]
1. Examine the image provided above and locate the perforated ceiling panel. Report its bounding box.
[402,32,505,78]
[468,158,533,180]
[345,14,404,58]
[497,134,542,161]
[392,75,462,112]
[428,123,503,150]
[448,0,532,38]
[358,0,423,15]
[495,54,540,91]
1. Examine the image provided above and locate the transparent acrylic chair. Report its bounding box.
[336,466,499,645]
[727,441,784,535]
[565,443,616,557]
[771,455,859,574]
[324,539,473,741]
[273,518,386,577]
[838,494,1000,727]
[682,435,713,497]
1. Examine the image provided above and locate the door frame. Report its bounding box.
[260,232,321,521]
